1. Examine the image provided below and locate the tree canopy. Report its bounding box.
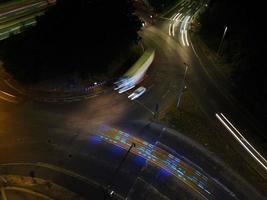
[0,0,142,83]
[149,0,178,11]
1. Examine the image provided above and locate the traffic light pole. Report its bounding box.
[176,63,188,109]
[104,143,136,199]
[217,26,228,55]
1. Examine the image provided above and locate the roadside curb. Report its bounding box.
[0,175,86,200]
[1,76,111,103]
[0,162,124,200]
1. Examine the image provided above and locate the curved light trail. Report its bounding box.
[91,126,237,199]
[180,15,190,46]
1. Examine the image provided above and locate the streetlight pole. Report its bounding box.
[217,26,228,55]
[176,63,188,109]
[104,143,136,199]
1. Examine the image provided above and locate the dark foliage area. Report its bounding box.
[199,0,267,122]
[149,0,178,11]
[0,0,141,83]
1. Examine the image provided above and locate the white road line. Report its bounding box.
[134,99,155,115]
[162,89,170,99]
[147,84,154,91]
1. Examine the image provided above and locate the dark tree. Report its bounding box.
[0,0,142,83]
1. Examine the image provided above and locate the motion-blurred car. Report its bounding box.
[119,85,135,94]
[128,86,146,100]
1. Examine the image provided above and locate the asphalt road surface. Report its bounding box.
[0,0,266,199]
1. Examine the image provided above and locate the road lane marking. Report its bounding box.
[134,99,155,116]
[162,89,170,99]
[147,84,154,91]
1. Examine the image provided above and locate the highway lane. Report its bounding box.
[0,0,265,199]
[0,0,53,23]
[0,0,55,40]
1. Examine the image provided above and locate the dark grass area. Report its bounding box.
[197,0,267,135]
[160,90,267,195]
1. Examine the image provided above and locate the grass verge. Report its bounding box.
[160,89,267,196]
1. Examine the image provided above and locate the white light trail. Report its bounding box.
[169,13,182,37]
[115,50,155,93]
[184,16,191,46]
[181,29,186,46]
[171,13,177,20]
[0,1,46,18]
[220,113,267,164]
[173,12,180,20]
[172,13,182,36]
[169,13,177,36]
[185,30,189,46]
[172,24,175,36]
[0,91,16,98]
[168,23,172,36]
[180,16,186,46]
[180,16,190,47]
[216,113,267,171]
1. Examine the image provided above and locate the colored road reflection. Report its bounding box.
[92,126,215,199]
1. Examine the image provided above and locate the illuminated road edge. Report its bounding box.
[216,113,267,171]
[90,126,236,199]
